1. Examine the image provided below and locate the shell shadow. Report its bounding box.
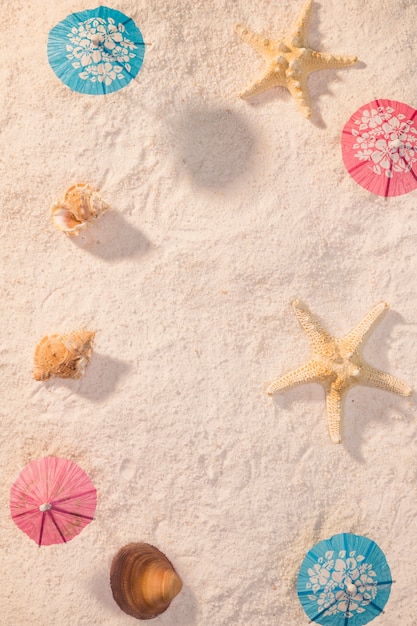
[90,568,121,616]
[70,209,151,262]
[163,581,198,625]
[170,105,256,188]
[78,352,131,401]
[45,352,131,401]
[90,561,197,624]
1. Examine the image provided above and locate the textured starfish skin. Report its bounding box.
[235,0,357,118]
[266,300,412,443]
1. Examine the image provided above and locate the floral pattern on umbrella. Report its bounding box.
[297,533,392,625]
[10,456,97,546]
[48,6,145,95]
[341,99,417,197]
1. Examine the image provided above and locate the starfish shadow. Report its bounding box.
[309,61,366,128]
[270,383,325,431]
[268,307,413,460]
[342,308,413,460]
[239,1,363,126]
[241,87,292,108]
[270,383,323,408]
[303,1,364,127]
[242,81,329,128]
[70,209,151,262]
[342,387,414,463]
[306,1,365,126]
[363,308,406,372]
[169,105,257,188]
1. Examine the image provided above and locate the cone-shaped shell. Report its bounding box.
[33,330,95,381]
[52,184,108,236]
[110,543,182,620]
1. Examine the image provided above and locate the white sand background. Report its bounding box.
[1,0,417,623]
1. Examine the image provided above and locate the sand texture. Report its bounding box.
[1,0,417,624]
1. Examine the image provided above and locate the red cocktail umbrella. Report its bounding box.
[341,99,417,196]
[10,456,97,546]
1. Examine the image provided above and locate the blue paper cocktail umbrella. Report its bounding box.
[297,533,392,625]
[48,6,145,95]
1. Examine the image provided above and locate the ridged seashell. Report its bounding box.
[33,330,95,381]
[52,184,108,236]
[110,543,183,620]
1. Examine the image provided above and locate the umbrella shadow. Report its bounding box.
[170,105,257,188]
[70,209,151,262]
[44,352,131,401]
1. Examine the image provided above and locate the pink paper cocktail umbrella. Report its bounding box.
[341,99,417,196]
[10,456,97,546]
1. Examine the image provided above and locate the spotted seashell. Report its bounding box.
[33,330,95,381]
[52,184,108,236]
[110,543,183,620]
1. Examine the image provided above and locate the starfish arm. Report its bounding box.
[361,364,412,396]
[235,24,276,59]
[239,67,286,99]
[286,73,312,118]
[342,302,388,352]
[292,299,332,350]
[326,386,344,444]
[305,49,357,73]
[266,360,320,395]
[288,0,314,48]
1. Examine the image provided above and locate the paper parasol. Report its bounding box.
[10,456,97,546]
[48,6,145,95]
[297,533,392,625]
[341,99,417,196]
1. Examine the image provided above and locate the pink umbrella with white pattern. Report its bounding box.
[341,99,417,196]
[10,457,96,546]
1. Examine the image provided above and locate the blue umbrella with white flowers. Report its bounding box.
[48,6,145,95]
[297,533,392,625]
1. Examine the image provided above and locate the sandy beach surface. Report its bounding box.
[1,0,417,624]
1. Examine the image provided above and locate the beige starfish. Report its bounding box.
[266,300,412,443]
[235,0,357,118]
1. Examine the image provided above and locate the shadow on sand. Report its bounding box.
[170,105,257,188]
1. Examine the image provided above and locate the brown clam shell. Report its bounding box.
[33,330,95,381]
[110,543,183,620]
